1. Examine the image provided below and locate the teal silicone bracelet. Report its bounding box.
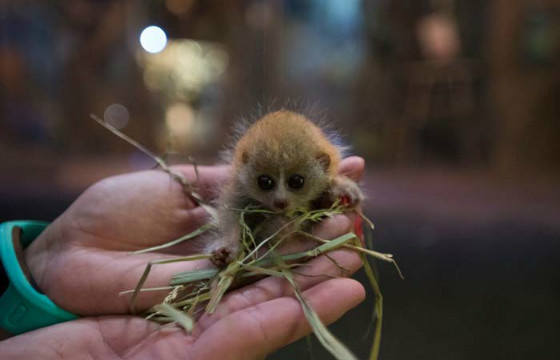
[0,221,77,335]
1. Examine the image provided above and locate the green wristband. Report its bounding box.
[0,221,77,335]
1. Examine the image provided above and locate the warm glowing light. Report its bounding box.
[165,103,194,135]
[138,39,229,96]
[140,26,167,54]
[165,0,195,16]
[104,103,129,129]
[164,103,195,151]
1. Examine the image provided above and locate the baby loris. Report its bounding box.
[207,110,363,266]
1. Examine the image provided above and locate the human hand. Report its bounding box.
[23,157,366,315]
[2,157,367,360]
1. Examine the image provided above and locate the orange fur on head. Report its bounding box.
[207,109,363,266]
[233,110,340,175]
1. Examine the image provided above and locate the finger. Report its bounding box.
[0,315,154,359]
[339,156,365,182]
[69,170,213,251]
[191,278,366,360]
[171,165,231,202]
[3,279,365,360]
[274,213,354,254]
[311,213,354,239]
[159,206,213,254]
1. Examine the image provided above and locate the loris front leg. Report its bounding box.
[313,175,363,210]
[331,175,363,208]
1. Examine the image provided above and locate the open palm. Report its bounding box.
[4,157,366,359]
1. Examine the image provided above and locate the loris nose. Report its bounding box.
[273,199,288,210]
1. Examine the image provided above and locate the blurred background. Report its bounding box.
[1,0,559,359]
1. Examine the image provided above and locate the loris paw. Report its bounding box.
[210,245,238,268]
[331,176,363,208]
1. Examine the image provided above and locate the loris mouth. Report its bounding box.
[249,199,289,213]
[272,199,288,211]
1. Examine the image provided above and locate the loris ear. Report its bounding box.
[315,152,331,171]
[241,151,249,164]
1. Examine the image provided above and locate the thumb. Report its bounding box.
[339,156,365,182]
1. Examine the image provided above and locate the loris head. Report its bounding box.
[231,111,341,212]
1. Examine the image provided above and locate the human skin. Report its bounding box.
[0,157,366,359]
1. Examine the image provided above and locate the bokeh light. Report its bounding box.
[104,103,130,129]
[139,26,168,54]
[165,102,193,137]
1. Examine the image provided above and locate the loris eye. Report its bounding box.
[257,175,275,190]
[288,174,305,189]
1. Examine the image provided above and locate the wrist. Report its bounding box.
[23,227,56,296]
[0,221,77,335]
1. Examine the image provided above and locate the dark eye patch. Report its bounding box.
[257,175,275,190]
[288,174,305,189]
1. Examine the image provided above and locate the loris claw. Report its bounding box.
[331,175,364,208]
[207,110,362,267]
[208,220,241,266]
[210,246,235,268]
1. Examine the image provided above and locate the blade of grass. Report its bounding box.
[119,286,174,295]
[241,264,285,277]
[353,237,383,360]
[91,113,166,171]
[154,303,194,334]
[130,224,214,254]
[277,232,357,263]
[173,291,212,308]
[306,334,315,360]
[239,202,347,263]
[206,273,234,314]
[186,285,208,317]
[357,210,375,230]
[240,215,301,263]
[91,113,212,211]
[129,262,153,314]
[170,268,219,286]
[206,251,244,313]
[129,255,212,313]
[282,268,358,360]
[310,237,404,280]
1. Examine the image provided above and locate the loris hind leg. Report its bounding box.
[206,209,241,267]
[207,232,240,268]
[330,175,363,208]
